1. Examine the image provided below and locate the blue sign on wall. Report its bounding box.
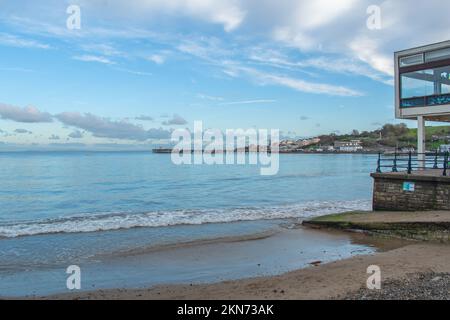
[403,182,415,192]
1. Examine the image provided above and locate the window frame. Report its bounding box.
[398,55,450,108]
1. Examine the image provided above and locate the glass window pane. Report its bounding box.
[400,54,424,67]
[400,65,450,107]
[425,47,450,62]
[401,70,434,99]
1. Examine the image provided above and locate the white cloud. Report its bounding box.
[81,0,246,32]
[49,134,60,140]
[197,93,224,101]
[272,27,316,51]
[68,130,84,139]
[3,0,450,97]
[14,128,32,134]
[113,67,152,76]
[81,43,123,57]
[147,54,166,65]
[177,37,230,62]
[222,63,363,97]
[145,0,246,32]
[162,114,187,126]
[0,32,50,49]
[262,73,363,97]
[73,55,115,65]
[292,0,357,30]
[265,0,450,81]
[349,36,394,77]
[0,104,53,123]
[270,0,359,51]
[56,112,171,141]
[135,115,154,121]
[298,56,393,85]
[219,99,276,106]
[248,48,393,84]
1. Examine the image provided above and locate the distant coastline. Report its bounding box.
[152,147,382,155]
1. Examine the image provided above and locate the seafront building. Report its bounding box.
[395,40,450,162]
[372,40,450,211]
[334,140,363,152]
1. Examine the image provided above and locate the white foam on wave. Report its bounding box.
[0,200,371,238]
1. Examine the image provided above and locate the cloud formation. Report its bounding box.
[55,112,171,141]
[147,54,165,65]
[162,114,188,126]
[73,55,115,65]
[0,32,50,49]
[0,104,53,123]
[68,130,84,139]
[4,0,450,85]
[97,0,246,32]
[218,99,276,106]
[14,128,32,134]
[135,115,154,121]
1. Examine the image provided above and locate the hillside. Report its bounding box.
[316,124,450,150]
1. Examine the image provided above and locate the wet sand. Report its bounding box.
[45,242,450,300]
[19,224,414,300]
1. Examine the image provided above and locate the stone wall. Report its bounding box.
[371,172,450,211]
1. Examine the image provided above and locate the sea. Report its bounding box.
[0,151,376,296]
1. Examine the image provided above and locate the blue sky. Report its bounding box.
[0,0,449,150]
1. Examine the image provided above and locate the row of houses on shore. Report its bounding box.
[155,138,450,154]
[278,138,364,153]
[279,138,450,154]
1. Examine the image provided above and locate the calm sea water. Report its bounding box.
[0,152,374,236]
[0,152,376,295]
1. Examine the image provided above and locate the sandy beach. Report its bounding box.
[32,210,450,300]
[2,211,447,300]
[43,242,450,300]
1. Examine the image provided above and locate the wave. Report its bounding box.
[0,200,371,238]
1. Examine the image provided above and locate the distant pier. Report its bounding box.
[152,148,173,154]
[152,147,273,154]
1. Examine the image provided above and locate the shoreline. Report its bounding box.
[6,211,450,300]
[41,242,450,300]
[1,222,388,299]
[152,149,382,155]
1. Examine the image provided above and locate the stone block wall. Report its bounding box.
[371,172,450,211]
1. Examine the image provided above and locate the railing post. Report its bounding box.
[433,149,439,169]
[407,151,412,174]
[376,152,381,173]
[444,152,448,177]
[392,151,398,172]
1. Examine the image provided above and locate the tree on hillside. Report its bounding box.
[381,123,408,138]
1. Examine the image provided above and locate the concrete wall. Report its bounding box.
[371,172,450,211]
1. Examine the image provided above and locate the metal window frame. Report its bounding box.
[395,40,450,120]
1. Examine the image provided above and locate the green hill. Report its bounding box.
[317,124,450,150]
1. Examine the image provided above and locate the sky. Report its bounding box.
[0,0,449,150]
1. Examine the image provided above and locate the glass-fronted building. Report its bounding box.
[395,41,450,160]
[396,41,450,120]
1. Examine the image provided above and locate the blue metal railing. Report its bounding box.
[376,151,449,176]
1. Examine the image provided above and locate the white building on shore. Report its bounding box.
[334,140,363,152]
